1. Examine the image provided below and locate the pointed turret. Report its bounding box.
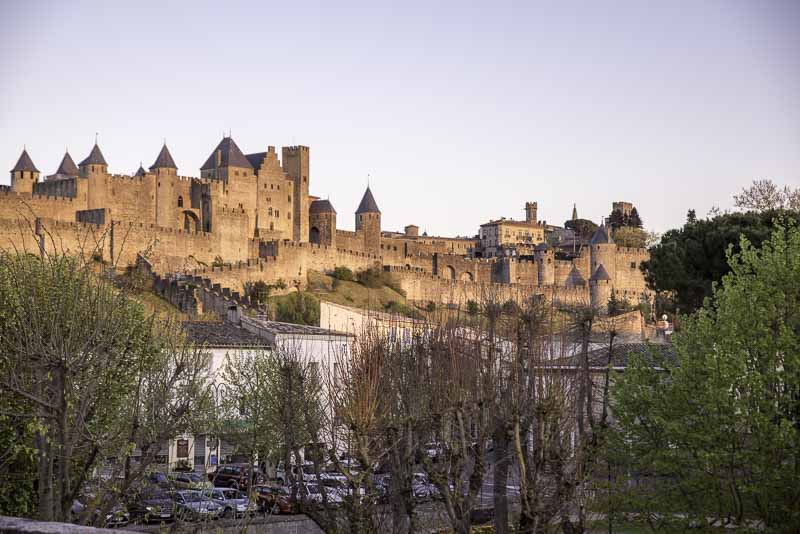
[589,221,614,245]
[79,143,108,167]
[355,186,380,214]
[11,149,39,173]
[134,164,147,177]
[355,186,381,252]
[572,203,578,221]
[10,148,40,194]
[55,151,79,177]
[151,143,177,171]
[590,264,611,281]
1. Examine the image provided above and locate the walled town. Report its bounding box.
[3,138,651,317]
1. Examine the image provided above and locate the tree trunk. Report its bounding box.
[493,423,510,534]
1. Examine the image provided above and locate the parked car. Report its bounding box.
[320,473,365,501]
[145,471,171,488]
[275,460,317,485]
[70,498,130,528]
[126,486,175,523]
[299,483,343,508]
[170,472,212,490]
[208,463,264,490]
[255,485,296,514]
[411,472,436,502]
[171,490,221,521]
[202,488,256,518]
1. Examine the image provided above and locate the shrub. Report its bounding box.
[426,301,436,312]
[466,300,479,315]
[331,266,354,282]
[357,265,385,288]
[275,292,320,326]
[212,256,225,268]
[244,280,272,305]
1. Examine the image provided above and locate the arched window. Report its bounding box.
[177,196,183,207]
[310,227,321,244]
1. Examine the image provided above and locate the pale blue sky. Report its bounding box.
[1,0,798,235]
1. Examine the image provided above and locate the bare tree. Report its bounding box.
[733,179,800,212]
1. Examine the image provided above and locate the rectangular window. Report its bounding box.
[176,439,189,458]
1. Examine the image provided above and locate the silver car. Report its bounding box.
[172,490,221,521]
[203,488,256,518]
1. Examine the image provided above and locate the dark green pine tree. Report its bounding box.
[628,207,643,228]
[607,208,626,230]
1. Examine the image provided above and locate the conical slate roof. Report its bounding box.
[589,223,614,245]
[590,264,611,281]
[200,137,253,170]
[79,144,108,166]
[11,149,39,173]
[310,199,336,214]
[355,187,380,214]
[571,203,578,221]
[55,151,79,176]
[151,144,177,169]
[134,164,147,177]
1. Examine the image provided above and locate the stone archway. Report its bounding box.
[460,271,474,282]
[445,265,456,280]
[309,226,321,244]
[183,210,201,232]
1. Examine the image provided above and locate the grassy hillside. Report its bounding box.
[265,270,423,323]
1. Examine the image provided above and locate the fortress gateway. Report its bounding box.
[2,136,651,311]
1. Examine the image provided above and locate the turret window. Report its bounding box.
[288,195,291,203]
[177,196,183,207]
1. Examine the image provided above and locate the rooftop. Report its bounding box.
[11,149,39,173]
[201,136,253,170]
[355,186,380,214]
[79,144,108,166]
[557,342,677,369]
[243,316,352,338]
[184,321,270,348]
[480,218,541,228]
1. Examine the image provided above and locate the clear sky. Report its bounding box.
[1,0,798,235]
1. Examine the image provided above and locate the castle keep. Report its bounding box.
[2,137,651,311]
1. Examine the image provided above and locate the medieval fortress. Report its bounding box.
[2,137,650,312]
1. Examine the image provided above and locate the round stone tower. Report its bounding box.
[10,148,40,194]
[79,143,109,210]
[355,186,381,254]
[534,242,555,286]
[309,199,337,246]
[590,264,613,309]
[589,221,616,285]
[151,143,179,228]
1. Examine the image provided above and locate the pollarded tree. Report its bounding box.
[0,251,210,523]
[609,221,800,530]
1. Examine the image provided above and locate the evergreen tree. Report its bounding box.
[607,208,625,230]
[628,207,643,228]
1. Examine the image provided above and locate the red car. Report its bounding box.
[208,464,264,491]
[255,485,296,514]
